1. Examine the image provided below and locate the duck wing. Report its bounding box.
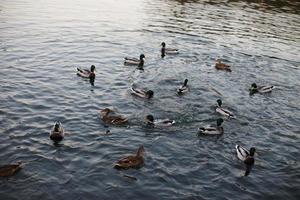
[236,145,249,161]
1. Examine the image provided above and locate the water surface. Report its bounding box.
[0,0,300,199]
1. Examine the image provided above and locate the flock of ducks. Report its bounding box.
[1,42,274,177]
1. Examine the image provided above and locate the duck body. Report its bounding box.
[249,83,274,94]
[236,145,256,176]
[177,79,189,94]
[100,108,128,125]
[50,121,64,142]
[114,146,145,169]
[198,118,224,135]
[131,87,154,99]
[215,59,231,72]
[0,162,22,177]
[145,115,175,127]
[216,99,235,119]
[124,54,145,68]
[161,42,178,57]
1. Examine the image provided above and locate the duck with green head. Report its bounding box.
[77,65,96,86]
[124,54,145,69]
[161,42,179,58]
[249,83,274,95]
[177,79,189,94]
[145,114,175,127]
[236,145,256,176]
[198,118,224,135]
[131,87,154,99]
[216,99,235,119]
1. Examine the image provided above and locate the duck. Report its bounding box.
[124,54,145,68]
[249,83,274,95]
[215,59,231,72]
[198,118,224,135]
[77,65,96,86]
[216,99,235,119]
[236,145,256,176]
[114,146,145,169]
[177,79,189,94]
[0,162,22,177]
[50,121,65,142]
[145,115,175,127]
[131,87,154,99]
[161,42,179,57]
[99,108,128,125]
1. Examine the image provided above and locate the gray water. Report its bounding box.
[0,0,300,199]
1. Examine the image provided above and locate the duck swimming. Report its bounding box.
[216,99,235,119]
[0,162,22,177]
[124,54,145,68]
[236,145,256,176]
[114,146,145,169]
[99,108,128,125]
[50,121,65,142]
[177,79,189,94]
[249,83,274,95]
[77,65,96,86]
[161,42,179,58]
[131,87,154,99]
[215,59,231,72]
[198,118,224,135]
[145,115,175,127]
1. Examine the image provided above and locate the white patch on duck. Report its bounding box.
[249,83,274,94]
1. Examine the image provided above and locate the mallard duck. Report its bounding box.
[249,83,274,95]
[236,145,256,176]
[177,79,189,94]
[0,162,22,177]
[145,115,175,127]
[131,87,154,99]
[216,99,235,119]
[114,146,145,169]
[198,118,224,135]
[50,121,65,142]
[161,42,179,57]
[77,65,96,86]
[215,59,231,72]
[124,54,145,68]
[99,108,128,125]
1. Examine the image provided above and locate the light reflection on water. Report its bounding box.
[0,0,299,199]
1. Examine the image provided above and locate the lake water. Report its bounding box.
[0,0,299,199]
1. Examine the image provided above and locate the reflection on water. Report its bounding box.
[0,0,299,199]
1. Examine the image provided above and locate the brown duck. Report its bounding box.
[99,108,128,125]
[114,146,145,169]
[215,59,231,72]
[0,162,22,177]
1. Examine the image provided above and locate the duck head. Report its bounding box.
[183,79,188,87]
[217,99,222,107]
[216,59,221,64]
[249,147,256,156]
[161,42,166,47]
[100,108,111,116]
[90,65,95,72]
[136,145,145,157]
[249,83,258,94]
[146,90,154,98]
[140,54,145,60]
[216,118,224,127]
[145,115,154,124]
